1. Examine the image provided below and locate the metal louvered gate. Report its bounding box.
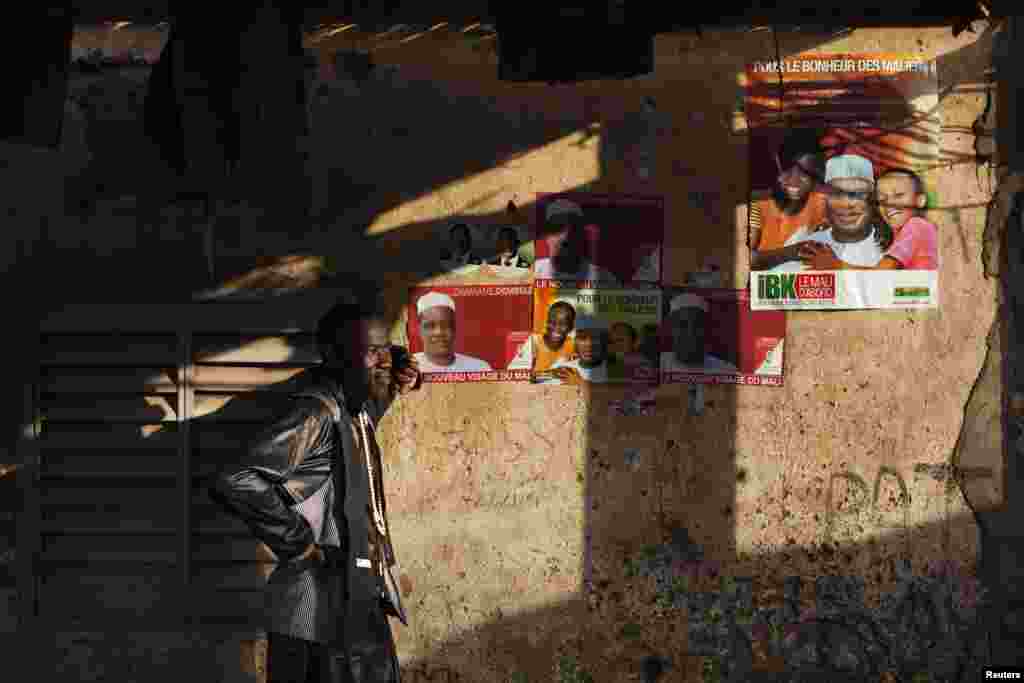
[19,291,346,634]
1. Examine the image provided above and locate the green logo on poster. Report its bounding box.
[894,287,930,298]
[757,273,796,299]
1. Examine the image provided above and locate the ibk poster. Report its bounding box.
[406,285,533,383]
[525,282,662,385]
[533,193,663,287]
[745,53,940,309]
[661,288,786,386]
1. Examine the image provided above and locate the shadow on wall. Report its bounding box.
[5,21,1004,683]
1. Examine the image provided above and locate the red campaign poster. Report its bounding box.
[533,193,663,287]
[660,288,786,386]
[406,285,533,383]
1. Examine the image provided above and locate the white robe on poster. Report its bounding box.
[413,352,493,373]
[769,227,884,272]
[533,258,619,283]
[660,352,738,374]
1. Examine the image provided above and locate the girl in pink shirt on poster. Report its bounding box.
[799,168,939,271]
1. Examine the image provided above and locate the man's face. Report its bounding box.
[776,153,817,202]
[546,221,583,271]
[544,307,574,349]
[451,226,471,254]
[420,306,456,362]
[672,309,706,364]
[575,330,607,368]
[609,324,636,358]
[876,173,925,231]
[497,230,518,258]
[326,318,393,398]
[825,177,873,235]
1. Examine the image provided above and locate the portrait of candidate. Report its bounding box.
[661,293,738,373]
[549,315,611,384]
[801,167,938,272]
[487,226,530,269]
[439,222,483,268]
[534,199,618,283]
[773,154,889,272]
[412,291,493,372]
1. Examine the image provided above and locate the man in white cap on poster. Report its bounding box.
[771,153,886,272]
[548,314,612,384]
[661,293,738,373]
[413,291,493,373]
[533,199,619,283]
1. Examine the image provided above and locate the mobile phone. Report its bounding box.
[390,345,410,372]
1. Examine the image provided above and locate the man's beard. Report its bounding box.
[368,370,393,401]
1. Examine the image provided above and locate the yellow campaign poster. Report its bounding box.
[527,282,661,385]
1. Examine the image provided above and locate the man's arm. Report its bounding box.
[207,396,332,564]
[368,346,421,424]
[797,242,902,271]
[750,243,805,271]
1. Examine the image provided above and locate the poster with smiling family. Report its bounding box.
[745,53,940,310]
[528,283,662,385]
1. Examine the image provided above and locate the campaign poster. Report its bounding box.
[745,53,940,309]
[433,220,535,282]
[527,282,661,385]
[478,223,534,276]
[407,285,533,383]
[435,221,487,277]
[533,193,663,287]
[661,288,786,386]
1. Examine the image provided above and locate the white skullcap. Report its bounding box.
[545,199,584,222]
[417,291,456,316]
[670,293,708,314]
[825,154,875,184]
[573,314,608,332]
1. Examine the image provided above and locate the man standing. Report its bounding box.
[413,291,493,372]
[549,315,612,384]
[749,128,829,271]
[209,298,421,682]
[772,154,887,272]
[533,200,618,283]
[661,294,738,373]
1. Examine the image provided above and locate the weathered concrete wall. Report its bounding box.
[1,20,1005,683]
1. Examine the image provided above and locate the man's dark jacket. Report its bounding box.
[208,369,405,667]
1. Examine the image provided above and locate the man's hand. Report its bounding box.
[798,242,842,270]
[395,354,421,395]
[551,367,584,386]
